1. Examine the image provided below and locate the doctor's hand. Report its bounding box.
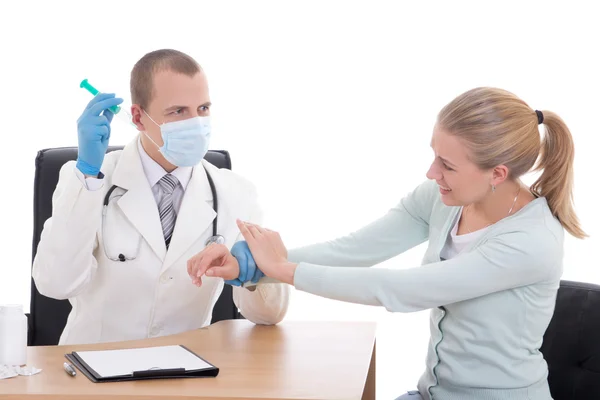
[235,220,297,285]
[76,93,123,176]
[187,244,240,287]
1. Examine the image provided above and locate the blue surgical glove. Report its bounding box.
[228,241,265,286]
[76,93,123,176]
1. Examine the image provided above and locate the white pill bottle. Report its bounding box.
[0,304,28,366]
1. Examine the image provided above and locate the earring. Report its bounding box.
[492,185,496,193]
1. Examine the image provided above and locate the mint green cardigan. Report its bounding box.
[291,179,563,400]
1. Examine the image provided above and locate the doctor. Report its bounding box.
[33,49,290,345]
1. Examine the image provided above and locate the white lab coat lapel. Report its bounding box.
[111,140,167,261]
[161,162,216,273]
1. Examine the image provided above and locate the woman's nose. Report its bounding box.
[426,163,441,181]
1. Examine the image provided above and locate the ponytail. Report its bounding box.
[530,111,587,238]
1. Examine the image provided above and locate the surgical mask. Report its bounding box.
[143,111,211,167]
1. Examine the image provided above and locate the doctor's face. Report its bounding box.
[134,69,211,147]
[426,127,492,206]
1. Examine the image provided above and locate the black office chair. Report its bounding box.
[541,280,600,399]
[28,146,241,346]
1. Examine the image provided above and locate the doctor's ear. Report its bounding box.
[130,105,146,132]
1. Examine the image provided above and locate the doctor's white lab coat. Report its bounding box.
[32,139,289,345]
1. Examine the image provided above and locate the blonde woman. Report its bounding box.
[191,87,586,400]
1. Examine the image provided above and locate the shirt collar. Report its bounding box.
[137,137,193,190]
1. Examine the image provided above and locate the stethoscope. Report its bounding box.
[102,166,225,262]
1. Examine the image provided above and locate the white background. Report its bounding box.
[1,1,599,398]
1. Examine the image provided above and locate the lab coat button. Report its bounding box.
[150,325,163,337]
[160,276,171,284]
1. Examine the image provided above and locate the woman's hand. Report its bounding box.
[236,219,297,285]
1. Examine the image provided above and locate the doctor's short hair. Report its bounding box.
[130,49,202,109]
[436,87,585,239]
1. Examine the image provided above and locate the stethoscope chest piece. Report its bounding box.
[205,235,226,246]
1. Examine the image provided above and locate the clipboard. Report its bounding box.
[64,345,219,383]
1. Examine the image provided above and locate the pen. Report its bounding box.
[63,362,77,377]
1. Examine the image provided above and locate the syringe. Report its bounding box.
[79,79,135,127]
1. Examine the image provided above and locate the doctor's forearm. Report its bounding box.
[232,284,290,325]
[33,163,102,299]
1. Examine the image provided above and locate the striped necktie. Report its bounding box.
[157,174,179,247]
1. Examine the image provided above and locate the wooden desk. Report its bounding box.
[1,320,376,400]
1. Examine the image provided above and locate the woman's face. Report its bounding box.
[426,127,494,206]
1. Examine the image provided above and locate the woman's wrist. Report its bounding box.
[275,261,298,285]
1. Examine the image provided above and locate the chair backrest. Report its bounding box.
[541,280,600,399]
[29,146,240,346]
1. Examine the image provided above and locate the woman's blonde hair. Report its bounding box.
[437,87,586,238]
